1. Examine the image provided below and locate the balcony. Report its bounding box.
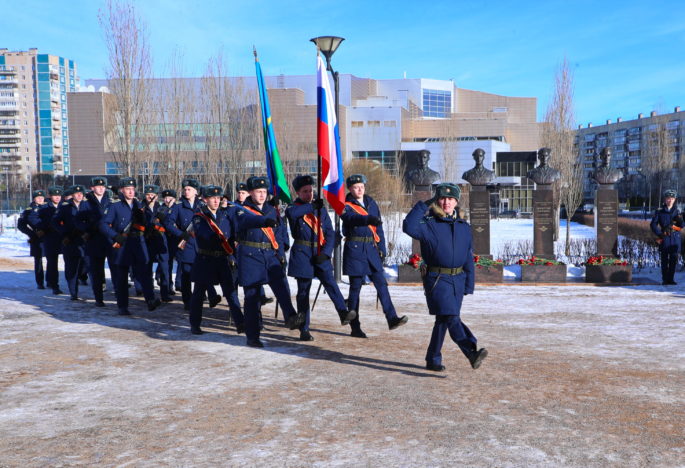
[0,160,21,170]
[0,123,19,130]
[0,128,20,135]
[0,152,21,161]
[51,114,60,121]
[0,138,21,147]
[0,67,17,75]
[0,79,19,87]
[53,141,62,148]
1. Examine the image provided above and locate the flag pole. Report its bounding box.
[316,48,323,255]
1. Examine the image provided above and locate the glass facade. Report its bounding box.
[352,150,398,172]
[35,53,77,174]
[494,157,536,212]
[422,89,451,118]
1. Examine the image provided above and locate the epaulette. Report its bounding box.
[111,199,121,203]
[61,201,69,206]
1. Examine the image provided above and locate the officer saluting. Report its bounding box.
[285,175,356,341]
[28,186,63,294]
[235,176,304,347]
[341,174,408,337]
[403,183,487,371]
[99,177,161,315]
[17,189,46,289]
[188,185,245,335]
[53,185,89,301]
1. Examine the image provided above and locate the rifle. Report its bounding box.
[112,220,133,249]
[178,221,195,250]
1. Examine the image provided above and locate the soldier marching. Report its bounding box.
[16,172,487,370]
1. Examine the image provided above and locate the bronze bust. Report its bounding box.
[527,147,561,185]
[591,147,623,185]
[462,148,495,186]
[405,149,441,191]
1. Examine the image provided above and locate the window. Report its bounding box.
[351,121,363,128]
[383,121,396,127]
[367,120,380,127]
[422,89,452,118]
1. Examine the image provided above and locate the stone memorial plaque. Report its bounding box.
[533,188,555,258]
[596,188,619,257]
[469,188,491,257]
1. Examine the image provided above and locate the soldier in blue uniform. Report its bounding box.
[285,175,356,341]
[341,174,408,337]
[18,190,46,289]
[403,183,488,371]
[28,186,63,294]
[53,185,90,300]
[159,189,179,294]
[651,189,683,285]
[235,182,249,205]
[235,176,304,347]
[188,185,245,335]
[142,185,172,302]
[82,177,114,306]
[164,179,220,310]
[100,177,161,315]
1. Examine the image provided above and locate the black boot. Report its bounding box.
[466,348,488,369]
[299,330,314,341]
[338,309,356,325]
[147,298,162,311]
[388,315,408,330]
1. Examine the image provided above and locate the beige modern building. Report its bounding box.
[0,49,78,186]
[73,74,539,190]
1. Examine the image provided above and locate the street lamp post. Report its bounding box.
[310,35,345,282]
[4,168,9,211]
[72,168,82,185]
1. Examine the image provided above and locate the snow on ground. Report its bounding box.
[0,245,684,466]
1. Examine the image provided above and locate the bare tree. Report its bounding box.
[343,158,410,264]
[98,0,153,181]
[642,114,675,210]
[541,57,582,256]
[155,49,196,190]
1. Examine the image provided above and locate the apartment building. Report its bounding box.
[575,107,684,199]
[0,49,78,182]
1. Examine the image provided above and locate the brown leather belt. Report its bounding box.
[427,266,464,275]
[240,240,273,250]
[347,236,375,243]
[295,239,318,247]
[198,248,228,257]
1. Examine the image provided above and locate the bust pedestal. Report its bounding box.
[533,185,555,259]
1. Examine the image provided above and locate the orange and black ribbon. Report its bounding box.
[197,211,234,255]
[242,206,279,250]
[345,202,380,243]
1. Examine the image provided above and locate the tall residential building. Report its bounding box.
[575,107,684,199]
[0,48,78,181]
[77,74,539,188]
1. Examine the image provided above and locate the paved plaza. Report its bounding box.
[0,255,683,467]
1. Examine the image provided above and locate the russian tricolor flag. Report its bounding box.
[316,54,345,215]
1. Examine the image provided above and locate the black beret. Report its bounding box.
[69,185,86,194]
[435,183,461,200]
[119,177,136,188]
[90,176,108,187]
[47,186,63,196]
[247,176,269,191]
[293,175,315,192]
[202,185,223,198]
[32,190,45,198]
[181,178,200,190]
[346,174,367,188]
[161,189,177,198]
[144,184,160,194]
[236,182,248,192]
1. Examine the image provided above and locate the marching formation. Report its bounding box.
[17,173,487,370]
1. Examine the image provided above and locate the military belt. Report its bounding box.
[240,240,273,250]
[427,265,464,275]
[295,239,318,247]
[128,231,145,238]
[198,248,228,257]
[348,236,375,243]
